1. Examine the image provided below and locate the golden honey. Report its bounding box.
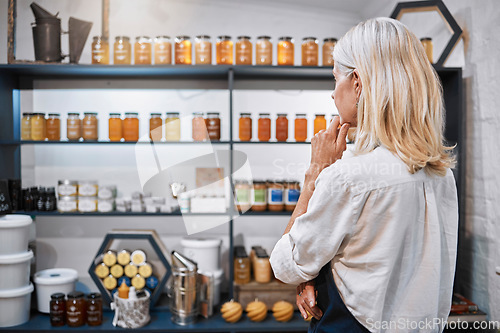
[175,36,192,65]
[114,36,131,64]
[235,36,252,65]
[277,37,294,66]
[154,36,172,64]
[301,37,318,66]
[92,36,109,65]
[322,38,337,66]
[195,35,212,65]
[135,36,152,65]
[216,36,233,65]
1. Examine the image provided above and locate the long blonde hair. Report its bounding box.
[333,17,455,176]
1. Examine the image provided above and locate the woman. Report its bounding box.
[269,17,458,333]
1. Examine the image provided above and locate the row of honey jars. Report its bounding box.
[50,292,102,327]
[92,35,337,66]
[235,180,300,212]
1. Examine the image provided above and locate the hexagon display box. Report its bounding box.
[88,229,172,307]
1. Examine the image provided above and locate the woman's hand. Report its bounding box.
[296,280,323,320]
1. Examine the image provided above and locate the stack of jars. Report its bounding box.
[192,112,221,141]
[233,245,272,285]
[235,180,300,212]
[21,112,61,141]
[56,180,99,213]
[49,292,103,327]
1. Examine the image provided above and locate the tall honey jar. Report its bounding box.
[21,113,32,140]
[235,36,252,65]
[67,113,82,141]
[234,246,250,285]
[277,37,294,66]
[314,114,326,135]
[165,112,181,141]
[31,113,46,141]
[66,291,86,327]
[154,36,172,64]
[108,113,122,141]
[113,36,131,64]
[216,36,233,65]
[86,293,103,326]
[206,112,221,141]
[92,36,109,65]
[135,36,152,65]
[123,112,140,141]
[322,38,337,66]
[195,35,212,65]
[239,113,252,141]
[149,113,163,141]
[46,113,60,141]
[251,181,267,211]
[192,112,207,141]
[256,36,272,65]
[258,113,271,142]
[175,36,192,65]
[267,180,284,211]
[82,112,98,141]
[294,114,307,142]
[420,37,433,63]
[301,37,318,66]
[276,113,288,142]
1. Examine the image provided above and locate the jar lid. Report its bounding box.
[155,35,171,40]
[34,268,78,286]
[315,114,325,116]
[0,283,33,298]
[67,291,84,299]
[51,292,65,300]
[115,36,130,41]
[217,35,231,40]
[277,113,287,116]
[278,36,293,41]
[240,113,251,116]
[0,214,32,228]
[196,35,211,39]
[206,112,219,116]
[109,113,121,116]
[68,112,80,116]
[150,113,162,116]
[259,113,270,116]
[252,180,266,185]
[420,37,432,41]
[302,37,317,41]
[323,37,338,42]
[237,36,251,40]
[0,250,33,264]
[93,36,108,41]
[192,111,204,116]
[136,36,151,40]
[125,112,139,116]
[22,112,32,116]
[176,35,190,39]
[33,112,45,116]
[166,112,180,116]
[87,292,101,299]
[84,112,98,116]
[48,113,60,116]
[257,36,271,40]
[296,113,306,117]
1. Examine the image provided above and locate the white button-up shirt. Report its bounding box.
[270,146,458,333]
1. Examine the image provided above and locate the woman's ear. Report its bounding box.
[352,69,362,98]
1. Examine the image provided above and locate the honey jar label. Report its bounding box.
[285,189,300,205]
[58,184,77,196]
[252,189,266,205]
[268,189,283,204]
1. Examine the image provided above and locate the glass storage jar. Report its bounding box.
[114,36,131,64]
[154,36,172,64]
[239,113,252,141]
[206,112,221,141]
[267,180,284,211]
[314,114,326,135]
[149,113,163,141]
[322,38,337,66]
[285,181,300,211]
[21,113,32,140]
[195,35,212,65]
[301,37,318,66]
[86,293,102,326]
[66,291,86,327]
[175,36,192,65]
[294,114,307,142]
[251,181,267,211]
[165,112,181,141]
[276,113,288,142]
[254,249,271,284]
[135,36,152,65]
[108,113,122,141]
[255,36,272,65]
[420,37,433,63]
[216,36,233,65]
[82,112,98,141]
[92,36,109,65]
[50,293,66,327]
[67,113,82,141]
[235,180,251,212]
[46,113,60,141]
[258,113,271,142]
[235,36,252,65]
[192,112,207,141]
[234,246,250,284]
[277,37,294,66]
[123,112,139,141]
[31,113,46,141]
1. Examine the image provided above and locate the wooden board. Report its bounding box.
[234,279,297,309]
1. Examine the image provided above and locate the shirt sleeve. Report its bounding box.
[269,165,360,285]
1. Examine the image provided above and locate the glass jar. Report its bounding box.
[267,181,284,211]
[277,37,294,66]
[21,113,32,140]
[114,36,131,64]
[195,35,212,65]
[285,181,300,211]
[239,113,252,141]
[420,37,433,63]
[31,113,46,141]
[154,36,172,64]
[66,291,86,327]
[251,181,267,211]
[216,35,233,65]
[92,36,109,65]
[108,113,122,141]
[302,37,318,66]
[294,114,307,142]
[175,36,192,65]
[86,293,102,326]
[46,113,60,141]
[254,249,271,284]
[165,112,181,141]
[235,36,252,65]
[67,113,82,141]
[82,112,98,141]
[149,113,163,141]
[135,36,152,65]
[258,113,271,142]
[314,114,326,135]
[123,112,139,141]
[50,293,66,327]
[256,36,272,65]
[235,180,251,212]
[192,112,207,141]
[206,112,221,141]
[276,113,288,142]
[322,38,337,66]
[234,246,250,284]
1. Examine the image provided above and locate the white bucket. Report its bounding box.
[33,268,78,313]
[0,215,32,255]
[181,238,221,272]
[0,251,33,290]
[213,268,224,306]
[0,283,34,327]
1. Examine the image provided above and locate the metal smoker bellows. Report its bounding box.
[170,251,200,325]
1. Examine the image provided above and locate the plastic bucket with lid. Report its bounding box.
[181,238,222,272]
[33,268,78,313]
[0,215,32,255]
[0,283,34,327]
[0,251,33,290]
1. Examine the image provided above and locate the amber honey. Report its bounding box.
[239,113,252,141]
[175,36,192,65]
[135,36,152,65]
[301,37,318,66]
[256,36,272,65]
[46,113,60,141]
[278,37,294,66]
[276,114,288,142]
[258,113,271,142]
[322,38,337,66]
[195,35,212,65]
[92,36,109,65]
[294,114,308,142]
[314,114,326,135]
[108,113,122,141]
[31,113,46,141]
[236,36,252,65]
[82,112,98,141]
[154,36,172,64]
[123,112,139,141]
[114,36,131,64]
[216,36,233,65]
[149,113,163,141]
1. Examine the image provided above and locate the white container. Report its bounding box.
[0,215,32,255]
[213,268,224,305]
[0,283,34,327]
[33,268,78,313]
[181,238,221,272]
[0,251,33,290]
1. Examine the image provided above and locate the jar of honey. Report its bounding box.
[314,114,326,135]
[256,36,272,65]
[251,181,267,211]
[123,112,139,141]
[135,36,152,65]
[234,246,250,285]
[108,113,122,141]
[235,36,252,65]
[285,181,300,211]
[195,35,212,65]
[254,249,271,284]
[216,36,233,65]
[154,36,172,64]
[206,112,221,141]
[46,113,60,141]
[31,113,46,141]
[322,38,337,66]
[192,112,207,141]
[165,112,181,141]
[50,293,66,327]
[267,180,284,211]
[420,37,433,63]
[295,114,307,142]
[149,113,163,141]
[21,113,32,140]
[92,36,109,65]
[235,180,251,212]
[66,291,86,327]
[276,113,288,142]
[239,113,252,141]
[175,36,192,65]
[114,36,131,64]
[67,113,81,141]
[82,112,98,141]
[258,113,271,142]
[301,37,318,66]
[277,37,294,66]
[86,293,102,326]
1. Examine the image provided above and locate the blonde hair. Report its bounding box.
[333,17,455,176]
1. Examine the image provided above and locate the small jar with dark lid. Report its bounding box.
[86,293,103,326]
[50,293,66,327]
[66,291,86,327]
[206,112,221,141]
